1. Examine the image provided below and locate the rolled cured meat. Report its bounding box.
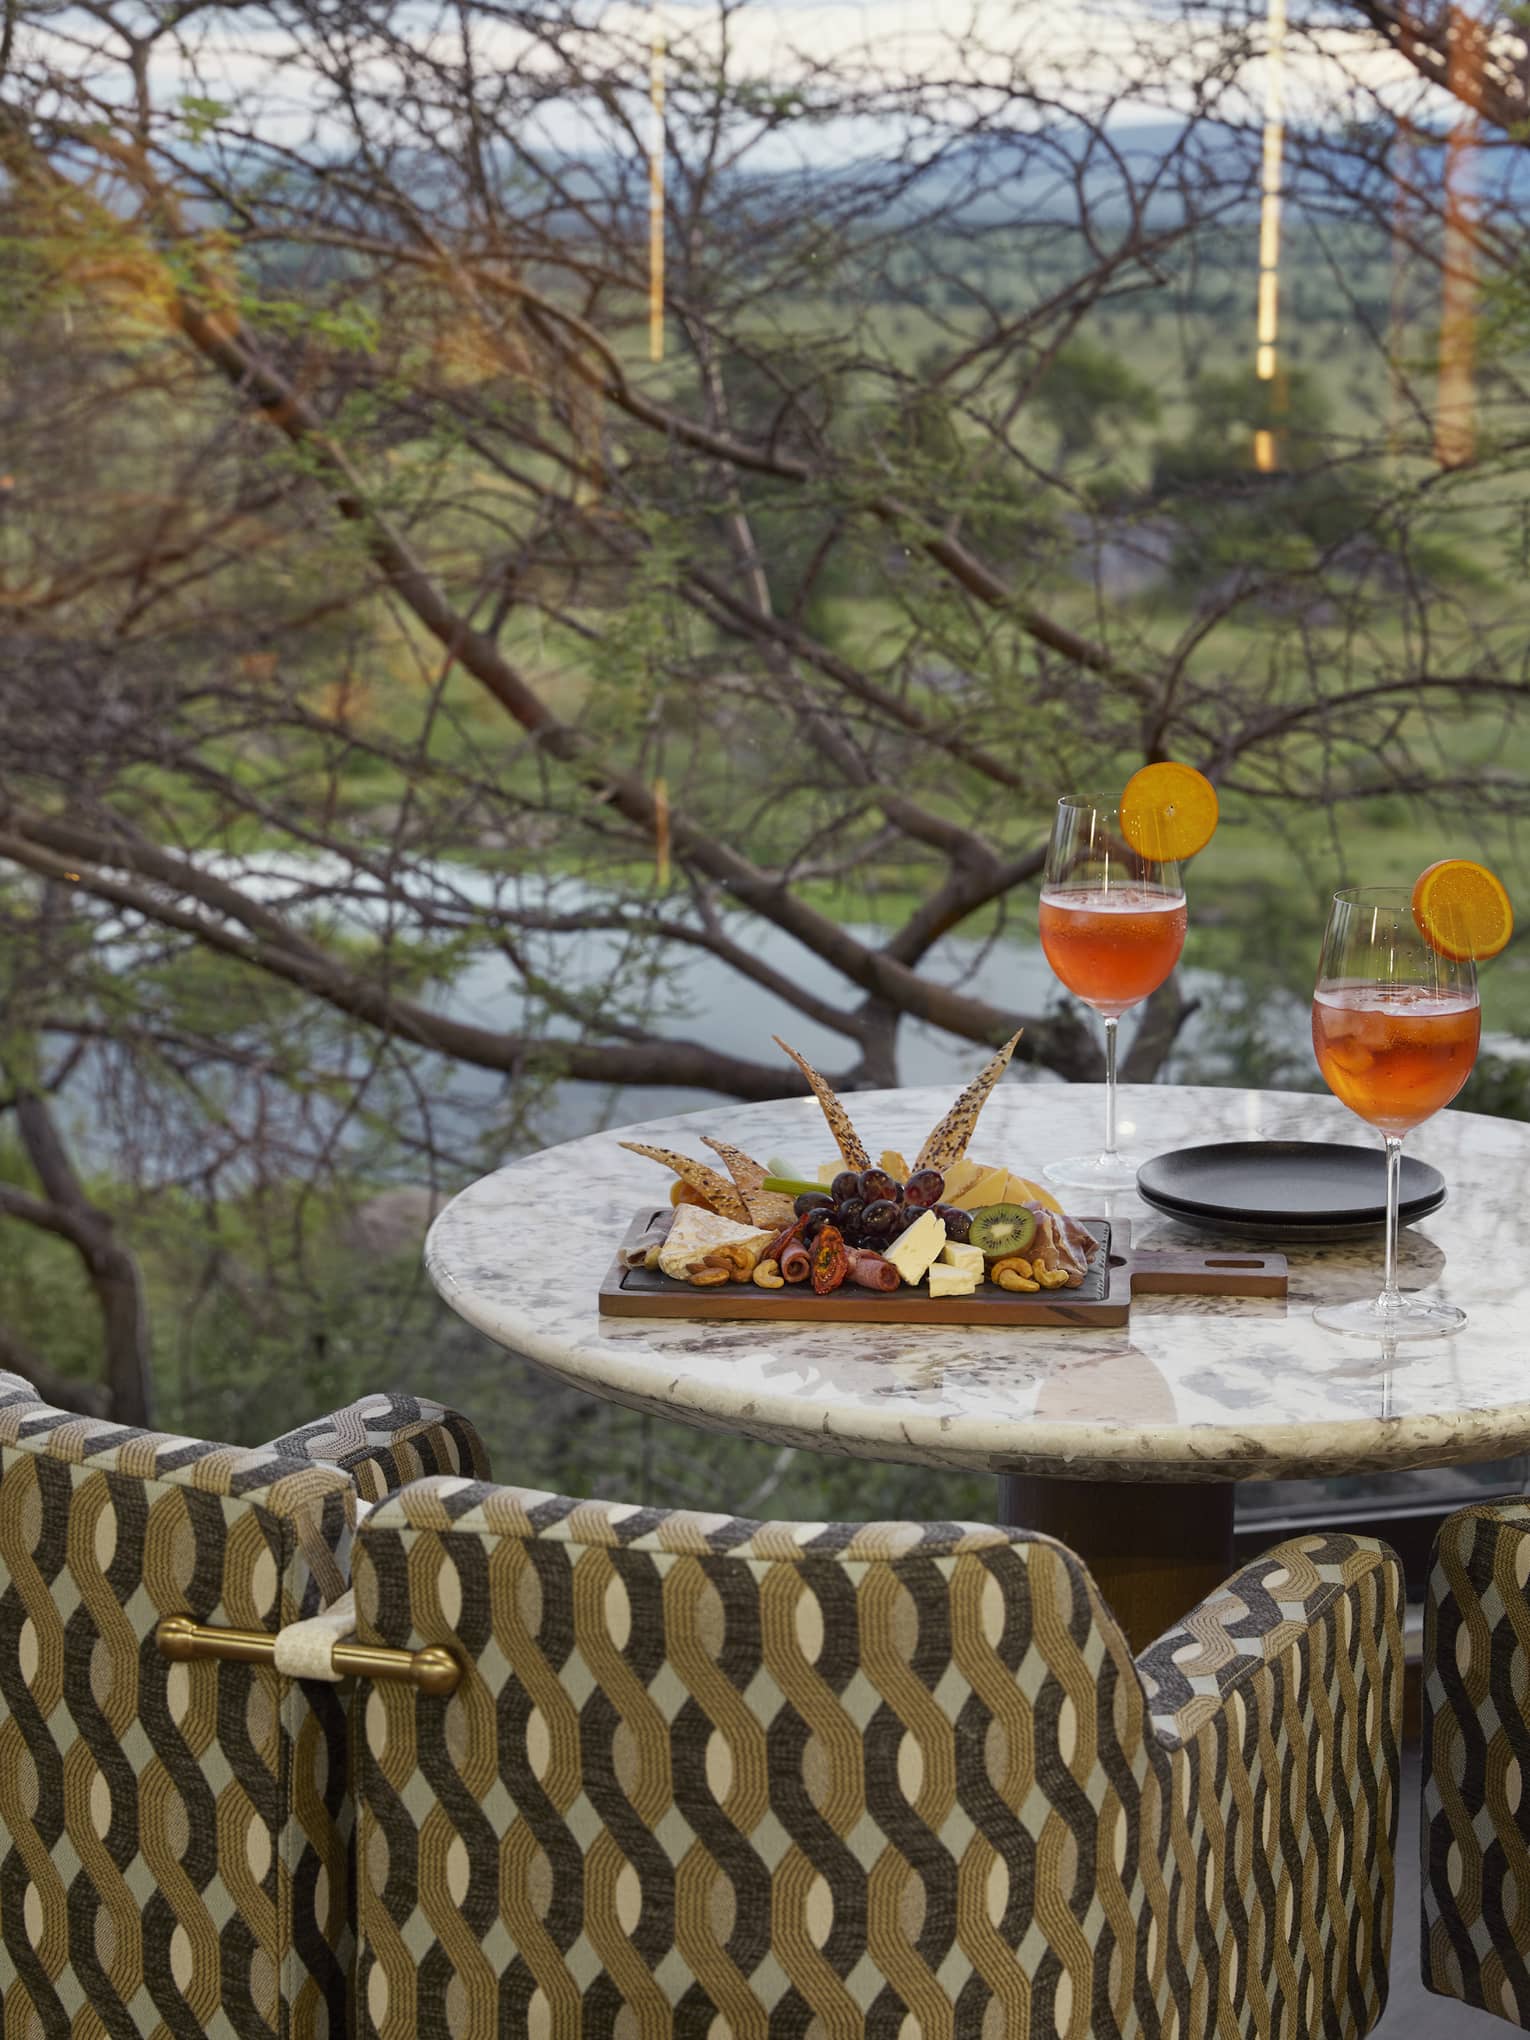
[779,1241,812,1283]
[848,1249,899,1291]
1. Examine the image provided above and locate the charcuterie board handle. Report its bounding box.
[1124,1249,1287,1299]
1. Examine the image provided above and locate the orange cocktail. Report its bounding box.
[1038,886,1187,1017]
[1312,983,1480,1136]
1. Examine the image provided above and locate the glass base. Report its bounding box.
[1313,1296,1466,1341]
[1042,1150,1149,1194]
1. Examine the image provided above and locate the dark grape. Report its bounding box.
[934,1203,972,1243]
[802,1206,833,1242]
[793,1190,834,1219]
[904,1168,946,1208]
[830,1170,862,1204]
[860,1198,899,1237]
[858,1168,899,1205]
[835,1199,864,1230]
[894,1206,925,1234]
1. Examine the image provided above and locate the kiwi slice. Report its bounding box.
[967,1204,1038,1261]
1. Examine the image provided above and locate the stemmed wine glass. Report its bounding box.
[1311,885,1480,1338]
[1039,795,1186,1192]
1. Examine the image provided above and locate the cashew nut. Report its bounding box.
[752,1258,785,1289]
[995,1268,1041,1292]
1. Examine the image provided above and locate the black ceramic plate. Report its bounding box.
[1135,1141,1446,1243]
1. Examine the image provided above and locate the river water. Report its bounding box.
[81,851,1530,1169]
[121,857,1321,1156]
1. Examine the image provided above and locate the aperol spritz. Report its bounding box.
[1039,887,1188,1017]
[1311,886,1479,1339]
[1040,796,1186,1191]
[1312,984,1480,1136]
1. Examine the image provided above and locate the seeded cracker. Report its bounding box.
[618,1143,750,1222]
[702,1138,797,1229]
[914,1030,1024,1172]
[772,1037,870,1170]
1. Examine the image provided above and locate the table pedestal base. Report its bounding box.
[995,1475,1235,1656]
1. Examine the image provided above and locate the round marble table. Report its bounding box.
[426,1083,1529,1646]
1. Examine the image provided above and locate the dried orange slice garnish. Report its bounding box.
[1119,762,1219,863]
[1411,858,1514,961]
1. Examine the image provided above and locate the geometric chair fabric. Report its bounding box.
[1422,1497,1530,2027]
[351,1481,1404,2039]
[0,1371,487,2038]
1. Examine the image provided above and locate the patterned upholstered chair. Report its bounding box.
[1421,1497,1530,2026]
[351,1481,1403,2038]
[0,1370,486,2038]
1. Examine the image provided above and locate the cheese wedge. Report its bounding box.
[940,1158,984,1203]
[880,1150,911,1181]
[817,1162,838,1187]
[658,1206,775,1280]
[940,1242,984,1278]
[950,1164,1009,1212]
[928,1263,977,1298]
[1006,1174,1063,1215]
[885,1211,946,1285]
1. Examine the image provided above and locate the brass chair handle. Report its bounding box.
[155,1614,461,1695]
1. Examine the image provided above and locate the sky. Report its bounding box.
[93,0,1448,164]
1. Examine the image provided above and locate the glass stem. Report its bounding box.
[1380,1134,1404,1314]
[1103,1016,1119,1162]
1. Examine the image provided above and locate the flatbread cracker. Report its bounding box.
[618,1142,750,1222]
[773,1037,870,1170]
[914,1030,1023,1172]
[701,1136,768,1194]
[702,1137,795,1228]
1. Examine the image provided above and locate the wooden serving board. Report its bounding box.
[599,1215,1286,1328]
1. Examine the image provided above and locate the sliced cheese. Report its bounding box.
[885,1210,946,1286]
[880,1149,911,1181]
[928,1263,977,1299]
[940,1242,984,1277]
[817,1162,838,1187]
[658,1205,775,1280]
[1006,1173,1063,1215]
[940,1158,984,1203]
[951,1164,1009,1212]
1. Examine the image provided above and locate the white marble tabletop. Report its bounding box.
[425,1084,1530,1485]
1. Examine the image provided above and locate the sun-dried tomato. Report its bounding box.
[810,1222,849,1295]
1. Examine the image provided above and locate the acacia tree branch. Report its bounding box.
[0,1321,110,1417]
[0,818,847,1094]
[3,1090,152,1423]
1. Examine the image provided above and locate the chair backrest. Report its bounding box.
[0,1373,357,2038]
[351,1479,1401,2038]
[1422,1498,1530,2028]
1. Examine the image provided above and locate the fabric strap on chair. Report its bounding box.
[271,1499,372,1680]
[274,1590,357,1682]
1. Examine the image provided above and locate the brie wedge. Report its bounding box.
[885,1210,946,1285]
[658,1206,775,1280]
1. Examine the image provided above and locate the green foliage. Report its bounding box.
[1031,338,1161,461]
[177,96,232,142]
[1151,367,1334,492]
[1459,1054,1530,1123]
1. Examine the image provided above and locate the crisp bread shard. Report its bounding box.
[618,1142,750,1222]
[914,1030,1024,1173]
[702,1137,796,1230]
[772,1037,870,1170]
